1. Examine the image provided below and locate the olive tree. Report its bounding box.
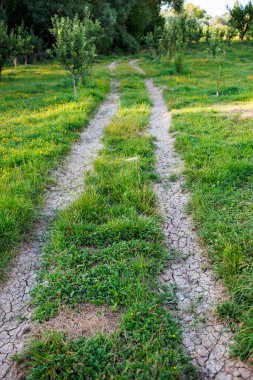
[51,15,101,96]
[0,20,11,81]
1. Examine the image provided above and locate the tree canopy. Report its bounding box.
[185,2,207,19]
[229,0,253,40]
[0,0,184,52]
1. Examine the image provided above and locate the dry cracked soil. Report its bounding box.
[129,60,253,380]
[1,59,253,380]
[0,65,119,380]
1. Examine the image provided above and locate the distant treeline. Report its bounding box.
[0,0,183,53]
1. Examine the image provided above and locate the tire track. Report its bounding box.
[0,64,119,380]
[130,59,253,380]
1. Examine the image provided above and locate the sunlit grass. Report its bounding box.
[0,62,110,279]
[18,63,195,379]
[142,42,253,363]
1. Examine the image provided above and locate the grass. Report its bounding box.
[141,42,253,363]
[0,62,110,279]
[19,63,195,379]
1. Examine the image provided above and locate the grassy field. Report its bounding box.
[18,63,195,379]
[3,42,253,374]
[141,42,253,362]
[0,63,110,279]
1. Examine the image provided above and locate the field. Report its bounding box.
[0,63,109,278]
[141,42,253,361]
[1,42,253,378]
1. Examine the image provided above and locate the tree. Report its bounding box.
[9,24,25,72]
[51,15,101,96]
[205,27,227,96]
[171,0,184,14]
[9,29,20,74]
[186,16,203,44]
[1,0,185,53]
[0,20,11,81]
[9,24,42,71]
[144,26,163,59]
[229,1,253,41]
[18,24,35,65]
[29,32,43,63]
[185,2,206,19]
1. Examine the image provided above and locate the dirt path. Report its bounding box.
[129,60,253,380]
[0,65,119,380]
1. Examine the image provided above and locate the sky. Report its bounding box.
[185,0,249,16]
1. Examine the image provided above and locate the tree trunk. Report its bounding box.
[13,57,17,74]
[25,55,28,65]
[240,28,248,41]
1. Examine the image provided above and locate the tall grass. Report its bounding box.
[0,63,110,279]
[19,63,195,379]
[141,42,253,363]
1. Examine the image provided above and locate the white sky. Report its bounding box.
[185,0,249,16]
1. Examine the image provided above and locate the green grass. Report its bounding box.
[141,42,253,363]
[19,63,195,379]
[0,63,110,279]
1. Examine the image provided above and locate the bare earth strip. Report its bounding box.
[129,60,253,380]
[0,65,119,380]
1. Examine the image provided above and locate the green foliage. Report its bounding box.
[0,20,11,80]
[161,15,189,72]
[186,16,203,44]
[145,11,203,66]
[204,27,227,95]
[171,0,184,14]
[229,0,253,40]
[185,2,207,19]
[0,62,110,280]
[145,11,201,73]
[9,23,39,67]
[1,0,185,53]
[51,15,101,96]
[144,27,163,59]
